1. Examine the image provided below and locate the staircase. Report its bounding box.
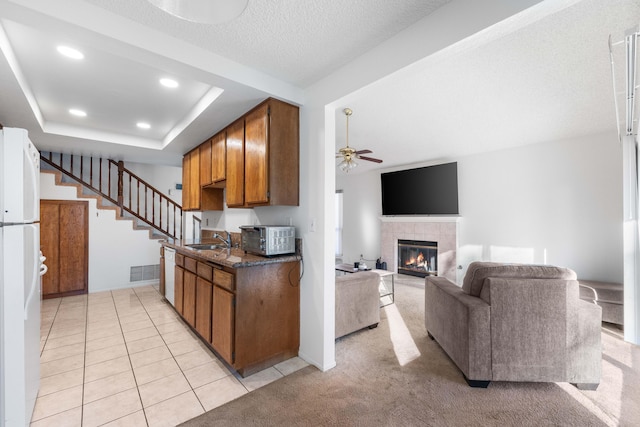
[41,152,183,240]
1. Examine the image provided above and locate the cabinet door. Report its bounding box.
[183,270,197,327]
[200,139,212,186]
[212,285,235,364]
[196,277,213,342]
[225,119,244,207]
[174,265,184,315]
[244,104,269,205]
[181,155,191,210]
[211,131,226,183]
[189,149,201,210]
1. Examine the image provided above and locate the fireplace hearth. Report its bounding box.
[398,239,437,278]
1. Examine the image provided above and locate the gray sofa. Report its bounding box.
[335,271,380,339]
[425,262,602,389]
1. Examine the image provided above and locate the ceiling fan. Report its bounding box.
[336,108,382,172]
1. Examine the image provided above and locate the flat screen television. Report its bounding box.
[381,162,459,215]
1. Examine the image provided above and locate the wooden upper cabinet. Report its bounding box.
[245,98,299,207]
[211,131,226,183]
[182,149,200,211]
[181,154,191,210]
[200,139,212,187]
[245,104,269,205]
[182,97,298,210]
[226,119,245,207]
[182,145,223,212]
[188,149,200,209]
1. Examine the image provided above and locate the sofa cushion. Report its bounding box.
[462,262,577,297]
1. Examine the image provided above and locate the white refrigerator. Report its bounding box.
[0,127,42,427]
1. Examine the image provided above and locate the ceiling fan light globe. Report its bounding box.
[147,0,249,24]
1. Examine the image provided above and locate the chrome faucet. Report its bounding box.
[213,231,231,248]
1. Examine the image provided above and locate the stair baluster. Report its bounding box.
[41,152,183,240]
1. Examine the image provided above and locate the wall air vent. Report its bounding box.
[130,264,160,282]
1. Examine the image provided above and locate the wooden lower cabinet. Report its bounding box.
[233,262,300,376]
[169,247,299,377]
[40,200,88,298]
[174,266,184,315]
[195,277,213,342]
[183,270,197,328]
[212,285,234,364]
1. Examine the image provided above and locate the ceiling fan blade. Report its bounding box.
[357,155,383,163]
[355,149,372,155]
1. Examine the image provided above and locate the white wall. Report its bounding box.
[338,131,623,284]
[125,161,183,205]
[40,172,162,293]
[458,131,622,282]
[336,170,381,265]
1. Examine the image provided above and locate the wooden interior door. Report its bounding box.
[40,200,88,298]
[40,201,60,296]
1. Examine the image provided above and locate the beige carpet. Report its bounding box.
[182,276,640,426]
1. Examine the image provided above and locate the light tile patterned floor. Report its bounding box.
[33,285,308,427]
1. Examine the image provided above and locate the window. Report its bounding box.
[335,190,343,257]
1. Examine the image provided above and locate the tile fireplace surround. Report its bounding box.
[380,217,459,283]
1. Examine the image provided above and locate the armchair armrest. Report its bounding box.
[425,277,491,380]
[568,300,601,387]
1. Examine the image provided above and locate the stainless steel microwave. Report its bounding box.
[240,226,296,256]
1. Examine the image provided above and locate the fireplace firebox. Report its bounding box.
[398,239,437,278]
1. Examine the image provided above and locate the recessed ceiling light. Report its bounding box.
[160,78,179,88]
[69,108,87,117]
[57,45,84,60]
[137,122,151,129]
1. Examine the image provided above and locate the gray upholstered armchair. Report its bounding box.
[425,262,602,389]
[335,271,380,339]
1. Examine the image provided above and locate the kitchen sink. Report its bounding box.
[186,243,226,250]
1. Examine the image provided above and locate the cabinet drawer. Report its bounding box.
[185,256,197,274]
[197,262,213,281]
[175,253,185,267]
[214,270,235,292]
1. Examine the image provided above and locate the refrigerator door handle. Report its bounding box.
[24,140,40,223]
[24,224,40,321]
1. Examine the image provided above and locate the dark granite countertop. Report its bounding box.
[160,239,300,269]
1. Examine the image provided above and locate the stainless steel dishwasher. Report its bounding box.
[164,247,176,306]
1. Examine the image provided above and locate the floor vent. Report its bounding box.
[130,264,160,282]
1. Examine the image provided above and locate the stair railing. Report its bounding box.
[41,152,183,240]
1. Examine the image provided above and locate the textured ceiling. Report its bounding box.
[334,0,640,174]
[85,0,451,87]
[1,0,637,171]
